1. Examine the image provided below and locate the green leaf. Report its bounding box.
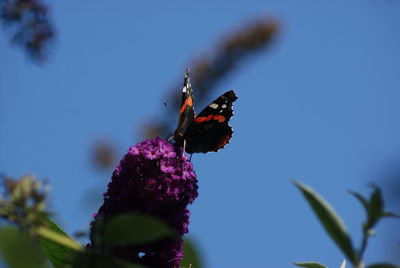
[293,181,356,264]
[366,185,383,230]
[293,261,328,268]
[0,226,50,268]
[112,259,149,268]
[349,191,369,214]
[72,251,149,268]
[181,238,202,268]
[350,186,399,236]
[103,214,175,250]
[40,217,79,267]
[382,212,400,218]
[367,263,400,268]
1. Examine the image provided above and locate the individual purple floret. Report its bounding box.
[89,137,198,267]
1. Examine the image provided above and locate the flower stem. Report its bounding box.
[355,231,368,268]
[36,226,84,252]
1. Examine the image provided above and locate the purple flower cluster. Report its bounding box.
[90,138,198,267]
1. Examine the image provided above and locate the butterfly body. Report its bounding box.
[173,70,237,154]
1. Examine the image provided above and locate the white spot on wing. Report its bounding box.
[222,104,227,108]
[209,103,219,109]
[182,86,187,93]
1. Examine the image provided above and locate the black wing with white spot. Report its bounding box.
[183,90,237,153]
[173,69,195,145]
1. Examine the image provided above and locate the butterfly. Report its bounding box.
[172,69,237,154]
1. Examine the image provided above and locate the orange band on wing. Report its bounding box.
[214,115,226,122]
[179,96,193,114]
[194,115,226,123]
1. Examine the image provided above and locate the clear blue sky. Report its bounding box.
[1,1,400,267]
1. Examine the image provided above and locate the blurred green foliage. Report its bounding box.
[294,182,399,268]
[0,175,50,231]
[0,226,50,268]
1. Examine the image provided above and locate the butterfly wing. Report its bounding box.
[173,69,195,145]
[184,90,238,153]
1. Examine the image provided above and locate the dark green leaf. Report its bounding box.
[103,214,175,250]
[40,217,77,267]
[293,181,356,264]
[113,258,148,268]
[72,251,148,268]
[349,191,369,214]
[181,238,202,268]
[367,263,400,268]
[382,212,400,218]
[293,262,328,268]
[366,185,384,230]
[0,226,50,268]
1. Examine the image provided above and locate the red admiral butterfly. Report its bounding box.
[173,69,237,154]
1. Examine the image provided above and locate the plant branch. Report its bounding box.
[36,226,84,252]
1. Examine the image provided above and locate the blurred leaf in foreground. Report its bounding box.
[293,181,356,264]
[0,226,50,268]
[0,175,84,266]
[100,214,175,251]
[181,238,202,268]
[40,217,79,267]
[72,251,148,268]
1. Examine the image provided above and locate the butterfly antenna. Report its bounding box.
[163,101,178,127]
[166,133,174,141]
[184,68,190,82]
[184,68,192,92]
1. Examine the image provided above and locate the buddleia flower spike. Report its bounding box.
[89,138,198,267]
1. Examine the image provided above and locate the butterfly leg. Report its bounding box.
[182,139,186,157]
[189,154,193,162]
[166,133,174,141]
